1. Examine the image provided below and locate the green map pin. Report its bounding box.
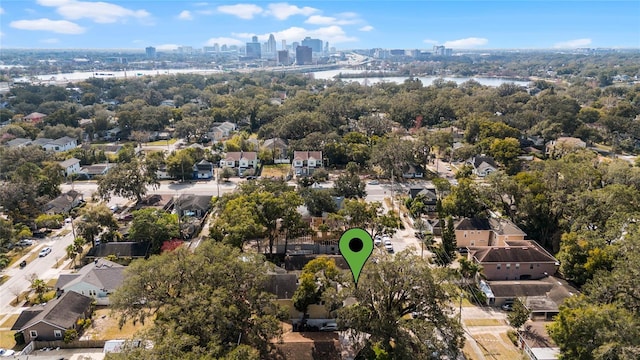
[339,228,374,288]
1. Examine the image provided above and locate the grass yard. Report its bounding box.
[0,275,7,286]
[261,164,291,178]
[472,333,527,360]
[145,138,178,146]
[83,308,154,340]
[0,330,17,349]
[0,314,19,329]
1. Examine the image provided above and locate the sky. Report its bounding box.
[0,1,639,50]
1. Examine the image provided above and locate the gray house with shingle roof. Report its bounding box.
[11,291,93,342]
[55,259,125,305]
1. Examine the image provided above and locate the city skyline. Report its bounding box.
[0,1,639,50]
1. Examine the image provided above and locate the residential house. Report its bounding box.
[261,138,289,163]
[156,164,172,180]
[408,187,438,213]
[79,163,113,179]
[208,121,236,141]
[468,156,498,177]
[6,137,32,148]
[193,159,214,179]
[84,242,150,262]
[455,216,526,248]
[219,151,259,175]
[545,137,587,158]
[402,164,424,179]
[478,276,578,320]
[34,136,78,152]
[292,151,323,176]
[11,291,93,342]
[23,112,47,123]
[43,190,83,215]
[31,138,54,147]
[59,158,81,177]
[173,194,212,218]
[468,240,559,281]
[55,259,125,305]
[105,126,121,141]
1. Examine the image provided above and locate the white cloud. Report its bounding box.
[217,4,263,19]
[10,18,86,34]
[205,37,245,46]
[0,7,4,14]
[41,38,59,44]
[155,44,180,51]
[0,31,4,38]
[553,38,592,48]
[423,39,438,45]
[267,3,318,20]
[36,0,150,24]
[359,25,374,32]
[234,25,357,45]
[443,37,488,49]
[305,15,359,26]
[178,10,192,20]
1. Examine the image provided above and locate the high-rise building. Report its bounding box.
[246,36,261,59]
[301,37,323,53]
[296,46,312,65]
[281,40,287,51]
[266,34,277,54]
[145,46,156,58]
[277,50,290,65]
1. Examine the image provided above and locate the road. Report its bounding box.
[0,222,76,315]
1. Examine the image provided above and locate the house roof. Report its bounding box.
[487,276,579,311]
[86,241,150,258]
[24,112,47,120]
[52,136,76,146]
[195,159,213,170]
[224,151,257,161]
[175,194,212,213]
[32,138,54,146]
[262,138,288,149]
[6,138,32,147]
[59,157,81,168]
[470,156,497,169]
[489,218,527,237]
[284,255,349,271]
[408,187,437,201]
[456,217,491,231]
[81,163,113,175]
[293,151,322,161]
[471,243,558,264]
[56,259,124,291]
[264,273,298,299]
[43,190,82,214]
[13,291,92,331]
[402,164,424,174]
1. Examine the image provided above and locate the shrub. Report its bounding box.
[507,330,519,346]
[64,329,78,343]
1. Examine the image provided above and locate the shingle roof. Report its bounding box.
[51,136,76,146]
[264,273,298,299]
[15,291,92,331]
[59,157,81,168]
[56,259,124,291]
[224,151,257,161]
[470,156,497,169]
[86,242,150,258]
[471,245,557,264]
[175,194,212,213]
[293,151,322,161]
[32,138,53,146]
[456,217,491,231]
[6,138,32,147]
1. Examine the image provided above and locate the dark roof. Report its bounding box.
[456,217,491,231]
[11,309,43,331]
[472,156,497,168]
[471,245,558,263]
[284,255,349,271]
[56,259,125,291]
[175,194,212,213]
[408,187,437,201]
[14,291,93,331]
[43,190,82,214]
[86,241,150,258]
[264,273,298,299]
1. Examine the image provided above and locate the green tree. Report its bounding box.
[300,188,338,217]
[292,257,342,318]
[30,276,49,303]
[507,298,531,330]
[166,149,196,182]
[441,179,484,218]
[76,204,118,247]
[333,172,366,199]
[338,199,401,238]
[338,250,464,359]
[97,158,159,203]
[34,214,63,230]
[128,208,179,254]
[110,242,284,359]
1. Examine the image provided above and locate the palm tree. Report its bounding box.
[30,277,49,303]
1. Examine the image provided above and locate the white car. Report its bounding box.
[320,322,338,331]
[374,236,382,247]
[38,247,52,257]
[384,243,394,253]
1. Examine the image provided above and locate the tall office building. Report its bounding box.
[281,40,287,51]
[266,34,277,54]
[277,50,290,65]
[301,37,323,53]
[145,46,156,58]
[246,36,261,59]
[296,46,312,65]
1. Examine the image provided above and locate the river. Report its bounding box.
[311,69,531,87]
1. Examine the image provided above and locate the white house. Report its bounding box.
[41,136,78,152]
[55,259,125,306]
[219,151,259,174]
[293,151,323,176]
[59,158,81,177]
[468,156,498,177]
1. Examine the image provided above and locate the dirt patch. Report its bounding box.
[521,320,556,348]
[82,308,151,341]
[473,333,527,360]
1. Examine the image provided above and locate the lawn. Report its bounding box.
[146,138,178,146]
[261,164,291,178]
[472,333,527,360]
[0,330,16,349]
[83,308,154,340]
[0,314,19,329]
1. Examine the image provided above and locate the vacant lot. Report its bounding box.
[262,164,291,178]
[82,308,153,340]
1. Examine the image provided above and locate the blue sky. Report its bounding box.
[1,1,639,50]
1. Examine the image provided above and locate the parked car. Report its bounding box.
[16,239,34,247]
[320,322,338,332]
[501,303,513,311]
[19,260,27,268]
[374,236,382,247]
[38,247,52,257]
[368,180,379,185]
